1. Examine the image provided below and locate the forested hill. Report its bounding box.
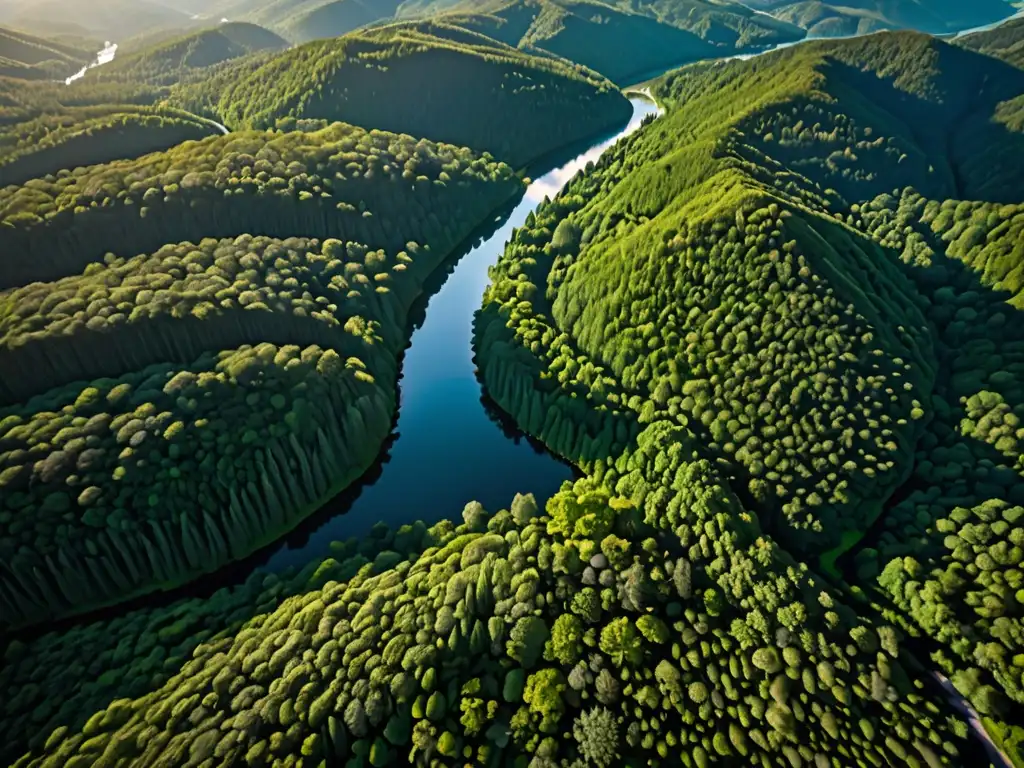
[0,78,219,187]
[476,29,1024,757]
[958,16,1024,68]
[432,0,794,85]
[0,25,91,80]
[169,21,632,168]
[87,23,289,87]
[0,121,523,631]
[748,0,1016,37]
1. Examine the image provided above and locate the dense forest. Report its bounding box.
[476,29,1024,763]
[0,483,983,767]
[1,1,1024,767]
[167,21,632,168]
[0,122,523,626]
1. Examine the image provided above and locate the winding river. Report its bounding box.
[266,97,660,570]
[64,41,118,84]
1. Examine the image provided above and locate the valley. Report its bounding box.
[0,2,1023,767]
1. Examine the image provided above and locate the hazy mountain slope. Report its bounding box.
[1,0,192,41]
[0,24,91,79]
[90,22,288,86]
[751,0,1016,35]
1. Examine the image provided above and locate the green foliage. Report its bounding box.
[169,20,632,168]
[90,22,288,87]
[573,706,619,768]
[770,0,1013,38]
[507,616,549,668]
[0,486,975,767]
[0,117,523,627]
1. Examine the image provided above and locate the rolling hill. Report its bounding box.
[169,20,632,168]
[957,14,1024,67]
[0,24,92,79]
[190,0,803,83]
[88,22,289,86]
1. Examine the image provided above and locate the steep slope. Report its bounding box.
[476,30,1024,740]
[170,21,632,168]
[88,22,289,86]
[958,15,1024,68]
[0,24,91,79]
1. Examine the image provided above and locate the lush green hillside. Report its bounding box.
[754,0,1016,36]
[441,0,721,85]
[203,0,801,82]
[89,22,288,87]
[0,24,91,80]
[0,77,215,187]
[0,483,982,767]
[169,21,632,168]
[475,30,1024,753]
[0,122,521,627]
[958,15,1024,68]
[439,0,805,84]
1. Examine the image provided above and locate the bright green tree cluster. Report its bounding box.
[475,30,1024,754]
[0,485,973,767]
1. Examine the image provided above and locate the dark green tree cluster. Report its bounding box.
[0,120,519,289]
[0,484,974,767]
[168,20,632,169]
[0,342,392,627]
[475,30,1024,751]
[0,106,220,188]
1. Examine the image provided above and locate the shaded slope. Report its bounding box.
[170,21,632,168]
[0,77,217,187]
[441,0,803,83]
[0,24,91,80]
